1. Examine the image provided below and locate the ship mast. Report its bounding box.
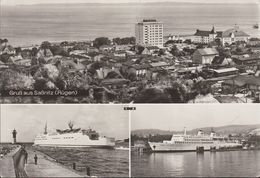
[184,127,187,135]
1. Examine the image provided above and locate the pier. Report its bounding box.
[24,148,84,177]
[1,145,87,177]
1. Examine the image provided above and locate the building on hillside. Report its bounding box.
[192,48,219,64]
[193,27,221,44]
[135,19,164,48]
[221,26,250,45]
[192,26,250,46]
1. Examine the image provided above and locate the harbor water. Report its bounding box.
[131,150,260,177]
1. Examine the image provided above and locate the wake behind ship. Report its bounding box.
[34,122,115,148]
[148,129,242,152]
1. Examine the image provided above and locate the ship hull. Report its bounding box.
[148,142,242,152]
[33,144,115,148]
[34,133,115,148]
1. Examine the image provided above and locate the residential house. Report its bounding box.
[100,78,130,90]
[213,67,239,77]
[142,46,160,55]
[251,47,260,53]
[99,45,114,52]
[232,54,260,66]
[0,45,16,55]
[36,48,53,60]
[211,56,234,66]
[223,75,260,92]
[192,48,219,64]
[114,50,126,58]
[247,38,260,46]
[115,45,132,51]
[122,62,151,78]
[59,59,86,73]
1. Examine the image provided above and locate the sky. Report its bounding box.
[1,105,129,143]
[131,104,260,131]
[1,0,258,6]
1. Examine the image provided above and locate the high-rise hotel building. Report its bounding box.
[135,19,164,48]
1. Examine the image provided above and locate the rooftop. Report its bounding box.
[224,75,260,87]
[196,48,219,56]
[222,28,250,38]
[213,67,238,73]
[143,19,157,22]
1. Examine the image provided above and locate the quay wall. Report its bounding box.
[0,145,21,177]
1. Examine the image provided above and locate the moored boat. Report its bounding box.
[148,129,242,152]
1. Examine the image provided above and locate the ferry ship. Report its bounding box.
[148,129,242,152]
[34,122,115,148]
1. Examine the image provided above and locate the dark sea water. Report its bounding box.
[131,150,260,177]
[35,147,129,177]
[1,3,259,46]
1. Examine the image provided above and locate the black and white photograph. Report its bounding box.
[0,104,129,177]
[1,0,260,177]
[0,0,259,103]
[131,104,260,177]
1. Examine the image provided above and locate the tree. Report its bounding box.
[215,38,221,46]
[41,41,51,49]
[93,37,111,48]
[0,69,34,90]
[2,39,8,47]
[31,47,38,57]
[158,49,165,56]
[184,39,192,44]
[15,47,22,54]
[134,88,172,103]
[170,45,181,56]
[137,46,145,55]
[50,45,68,56]
[113,37,121,45]
[60,41,69,46]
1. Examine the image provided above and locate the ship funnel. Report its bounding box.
[197,130,204,136]
[184,127,187,135]
[44,122,48,134]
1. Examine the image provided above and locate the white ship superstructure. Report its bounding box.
[148,129,242,152]
[34,123,115,148]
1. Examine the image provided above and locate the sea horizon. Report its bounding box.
[1,2,259,46]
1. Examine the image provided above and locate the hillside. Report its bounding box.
[131,129,175,136]
[132,124,260,136]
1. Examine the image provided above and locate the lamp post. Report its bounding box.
[12,129,17,144]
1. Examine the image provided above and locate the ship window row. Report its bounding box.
[63,137,74,139]
[36,138,47,140]
[185,139,212,141]
[175,141,214,144]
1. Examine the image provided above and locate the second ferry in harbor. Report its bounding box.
[34,122,115,148]
[148,129,242,152]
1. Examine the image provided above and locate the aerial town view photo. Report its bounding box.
[0,0,259,103]
[0,105,129,177]
[131,104,260,177]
